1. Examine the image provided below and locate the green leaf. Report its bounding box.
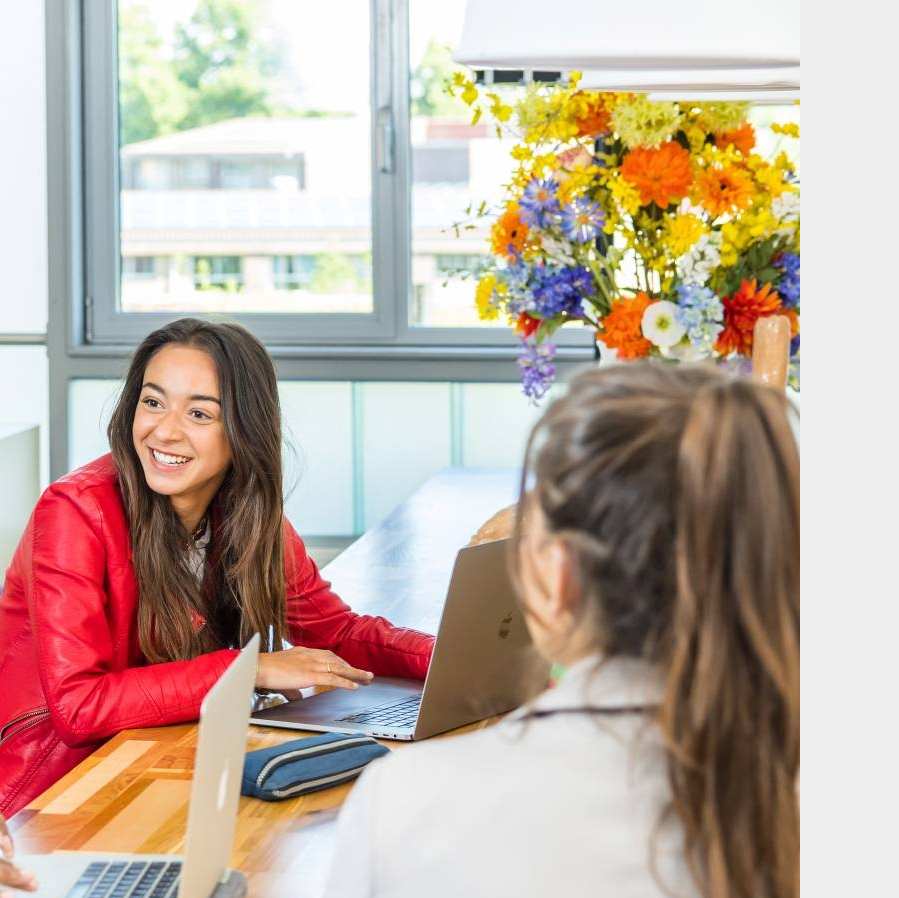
[536,317,566,341]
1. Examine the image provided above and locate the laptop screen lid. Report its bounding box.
[178,633,259,898]
[413,539,550,740]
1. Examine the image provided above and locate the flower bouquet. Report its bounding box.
[449,73,800,399]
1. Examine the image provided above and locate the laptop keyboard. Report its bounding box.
[65,860,182,898]
[336,694,422,728]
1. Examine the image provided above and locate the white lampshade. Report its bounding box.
[455,0,799,77]
[647,90,798,104]
[579,67,799,93]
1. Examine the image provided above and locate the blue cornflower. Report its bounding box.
[518,339,556,402]
[531,265,591,318]
[675,283,724,354]
[568,265,596,299]
[775,252,800,307]
[560,198,605,244]
[519,178,561,229]
[790,333,800,357]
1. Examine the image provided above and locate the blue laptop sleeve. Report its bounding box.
[241,732,390,801]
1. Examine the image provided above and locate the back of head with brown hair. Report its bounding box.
[514,362,799,898]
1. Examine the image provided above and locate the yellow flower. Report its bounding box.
[605,172,642,217]
[693,101,750,133]
[719,205,780,266]
[611,95,681,148]
[748,151,797,199]
[510,144,532,162]
[682,122,708,154]
[532,152,560,177]
[663,214,707,257]
[772,122,800,138]
[475,274,499,320]
[486,92,513,123]
[515,85,580,143]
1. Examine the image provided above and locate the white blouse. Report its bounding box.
[322,654,699,898]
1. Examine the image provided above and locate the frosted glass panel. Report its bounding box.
[0,346,49,486]
[68,379,121,471]
[280,382,354,536]
[360,383,452,529]
[461,383,562,469]
[65,377,568,538]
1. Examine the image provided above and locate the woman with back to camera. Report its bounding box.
[0,318,434,819]
[325,362,799,898]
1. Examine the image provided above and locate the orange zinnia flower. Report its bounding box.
[695,165,754,218]
[620,142,693,209]
[600,293,653,359]
[491,205,529,260]
[574,96,611,138]
[714,123,756,156]
[716,279,783,356]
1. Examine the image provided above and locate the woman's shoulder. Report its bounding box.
[39,454,123,518]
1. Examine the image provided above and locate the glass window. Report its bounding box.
[408,1,503,328]
[117,0,373,315]
[193,255,243,291]
[272,255,315,291]
[123,255,156,278]
[177,157,212,188]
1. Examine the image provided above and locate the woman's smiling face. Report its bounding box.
[132,343,232,525]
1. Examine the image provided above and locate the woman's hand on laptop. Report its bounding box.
[256,647,374,691]
[0,815,37,894]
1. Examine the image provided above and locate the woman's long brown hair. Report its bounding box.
[108,318,286,662]
[514,362,799,898]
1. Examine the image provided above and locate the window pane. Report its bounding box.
[408,1,504,328]
[118,0,372,315]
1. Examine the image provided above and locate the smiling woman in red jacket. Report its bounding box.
[0,318,434,818]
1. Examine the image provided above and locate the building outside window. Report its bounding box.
[192,256,243,292]
[122,256,156,279]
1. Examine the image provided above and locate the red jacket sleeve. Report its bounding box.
[283,522,434,679]
[26,486,239,748]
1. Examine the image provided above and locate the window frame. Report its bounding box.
[74,0,595,352]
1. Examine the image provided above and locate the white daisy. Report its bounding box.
[642,300,686,348]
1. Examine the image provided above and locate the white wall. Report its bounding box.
[0,0,47,332]
[0,0,49,485]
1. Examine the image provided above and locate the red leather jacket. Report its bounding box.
[0,455,434,818]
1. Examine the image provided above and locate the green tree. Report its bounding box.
[410,39,467,118]
[309,254,370,294]
[119,0,285,144]
[118,5,190,145]
[172,0,281,130]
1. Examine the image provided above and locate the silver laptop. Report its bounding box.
[19,633,260,898]
[250,539,550,741]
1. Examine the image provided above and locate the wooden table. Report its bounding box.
[10,468,520,898]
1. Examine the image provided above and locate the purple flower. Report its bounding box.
[519,178,561,229]
[518,339,556,402]
[560,198,605,244]
[529,264,595,318]
[569,265,596,299]
[774,252,800,307]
